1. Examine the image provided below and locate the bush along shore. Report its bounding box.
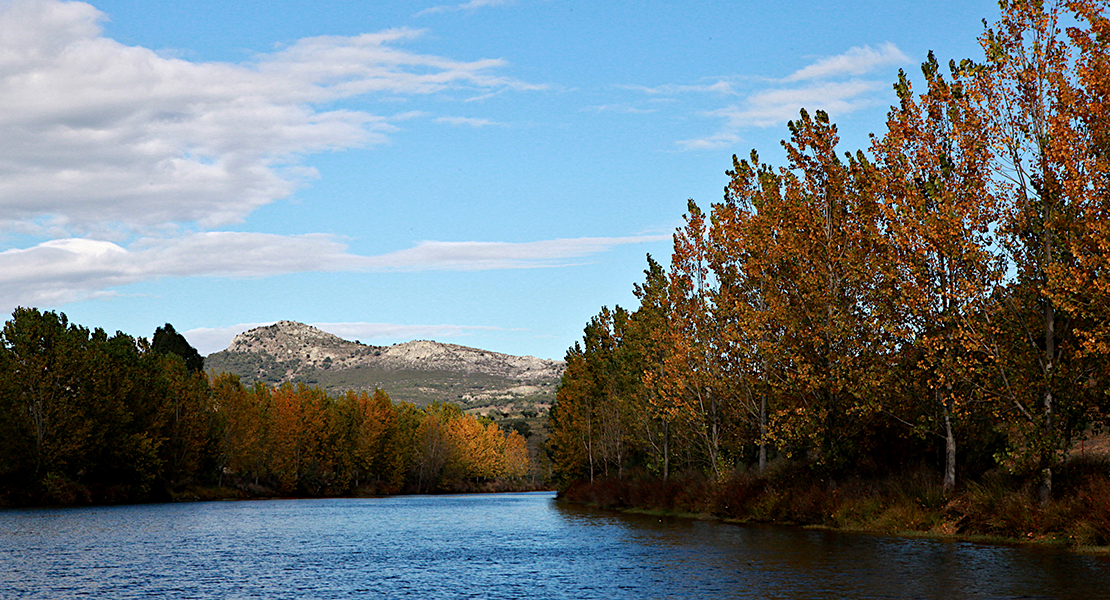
[557,459,1110,551]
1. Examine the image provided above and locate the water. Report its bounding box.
[1,491,1107,599]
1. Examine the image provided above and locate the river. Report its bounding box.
[1,491,1107,599]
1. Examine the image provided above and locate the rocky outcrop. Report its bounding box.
[371,339,563,381]
[206,321,564,405]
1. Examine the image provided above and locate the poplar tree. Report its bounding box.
[872,53,1002,490]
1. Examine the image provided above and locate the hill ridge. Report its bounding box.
[205,321,564,409]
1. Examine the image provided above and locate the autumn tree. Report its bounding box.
[714,153,790,476]
[447,415,506,482]
[271,383,333,493]
[975,0,1109,501]
[334,388,402,492]
[657,201,735,479]
[748,110,897,474]
[213,377,273,486]
[1052,0,1110,357]
[502,429,530,479]
[409,402,455,492]
[629,255,682,479]
[870,52,1003,490]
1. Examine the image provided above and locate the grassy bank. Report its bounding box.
[161,476,552,504]
[557,459,1110,552]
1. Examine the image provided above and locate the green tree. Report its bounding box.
[629,255,680,479]
[152,323,204,373]
[1,309,93,485]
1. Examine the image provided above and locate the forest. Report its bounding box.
[0,308,531,506]
[549,0,1110,546]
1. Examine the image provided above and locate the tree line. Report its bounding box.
[549,0,1110,503]
[0,307,529,505]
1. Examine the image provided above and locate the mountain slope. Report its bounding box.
[205,321,565,409]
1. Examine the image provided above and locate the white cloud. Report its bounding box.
[435,116,500,127]
[785,43,909,82]
[0,0,535,235]
[363,236,669,271]
[0,232,669,311]
[619,81,736,95]
[587,104,659,115]
[415,0,514,17]
[312,322,508,342]
[180,322,275,356]
[674,44,907,150]
[676,131,742,151]
[704,80,884,130]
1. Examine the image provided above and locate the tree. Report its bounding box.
[549,343,598,482]
[409,402,456,492]
[749,110,896,474]
[871,52,1002,490]
[658,201,734,479]
[629,255,681,479]
[270,383,332,493]
[502,430,531,479]
[213,376,273,486]
[334,388,402,492]
[447,415,506,481]
[81,328,165,499]
[976,0,1109,502]
[1051,1,1110,358]
[152,323,204,373]
[715,152,788,476]
[1,309,93,483]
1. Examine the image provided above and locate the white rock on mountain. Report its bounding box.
[221,321,564,382]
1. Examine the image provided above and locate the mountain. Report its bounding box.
[205,321,565,412]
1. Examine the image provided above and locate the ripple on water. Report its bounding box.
[1,492,1108,599]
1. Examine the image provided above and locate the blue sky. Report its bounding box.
[0,0,1000,359]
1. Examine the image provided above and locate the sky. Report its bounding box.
[0,0,1002,360]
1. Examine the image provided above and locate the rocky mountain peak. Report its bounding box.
[227,320,366,356]
[211,321,565,392]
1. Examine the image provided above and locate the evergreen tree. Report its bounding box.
[152,323,204,373]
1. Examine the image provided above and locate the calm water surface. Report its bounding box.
[1,491,1108,599]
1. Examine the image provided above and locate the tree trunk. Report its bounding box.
[758,392,768,476]
[662,420,670,481]
[1039,464,1052,506]
[1040,269,1055,505]
[943,393,956,492]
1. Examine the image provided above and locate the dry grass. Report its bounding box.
[558,457,1110,549]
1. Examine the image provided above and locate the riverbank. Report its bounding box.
[164,478,551,503]
[557,459,1110,552]
[0,474,550,508]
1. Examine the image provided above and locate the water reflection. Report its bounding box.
[0,492,1106,599]
[552,501,1110,599]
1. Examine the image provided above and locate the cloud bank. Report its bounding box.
[0,0,534,236]
[674,43,909,150]
[0,233,668,311]
[415,0,514,17]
